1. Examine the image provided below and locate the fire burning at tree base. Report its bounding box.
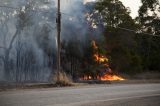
[80,40,125,81]
[99,74,125,81]
[81,70,125,81]
[98,69,125,81]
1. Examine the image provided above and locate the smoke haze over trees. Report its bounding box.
[0,0,160,83]
[0,0,101,82]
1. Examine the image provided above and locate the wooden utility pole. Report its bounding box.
[56,0,61,81]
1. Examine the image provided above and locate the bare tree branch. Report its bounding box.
[8,29,19,51]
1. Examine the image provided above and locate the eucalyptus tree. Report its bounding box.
[138,0,160,35]
[0,0,56,82]
[93,0,142,74]
[136,0,160,71]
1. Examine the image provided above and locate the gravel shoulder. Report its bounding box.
[0,79,160,92]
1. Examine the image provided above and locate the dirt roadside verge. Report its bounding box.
[0,79,160,92]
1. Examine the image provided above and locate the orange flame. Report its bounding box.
[100,74,125,81]
[94,54,108,63]
[92,40,109,64]
[99,69,125,81]
[80,40,125,81]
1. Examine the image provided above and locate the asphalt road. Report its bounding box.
[0,84,160,106]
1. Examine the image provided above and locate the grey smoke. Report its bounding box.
[0,0,100,82]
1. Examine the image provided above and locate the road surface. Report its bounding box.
[0,84,160,106]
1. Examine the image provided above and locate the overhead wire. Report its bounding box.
[61,12,160,37]
[0,5,54,14]
[0,4,159,37]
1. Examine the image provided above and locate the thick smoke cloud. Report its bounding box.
[0,0,98,82]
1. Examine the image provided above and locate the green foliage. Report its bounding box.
[105,32,143,75]
[138,0,160,35]
[95,0,134,29]
[136,34,160,71]
[62,0,160,78]
[94,0,143,75]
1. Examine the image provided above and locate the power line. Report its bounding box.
[0,5,159,37]
[0,5,53,14]
[0,5,57,22]
[116,26,160,37]
[0,5,19,10]
[61,12,160,37]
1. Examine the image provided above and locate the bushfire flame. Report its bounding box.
[100,74,124,81]
[81,40,125,81]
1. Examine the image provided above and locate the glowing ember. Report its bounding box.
[81,40,125,81]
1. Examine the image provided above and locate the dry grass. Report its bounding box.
[53,71,73,87]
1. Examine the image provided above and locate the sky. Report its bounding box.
[119,0,142,18]
[84,0,142,18]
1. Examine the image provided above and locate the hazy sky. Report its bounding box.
[119,0,142,18]
[84,0,142,18]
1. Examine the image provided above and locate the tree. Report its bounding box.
[94,0,142,74]
[95,0,136,28]
[0,1,34,81]
[61,39,83,80]
[135,0,160,71]
[138,0,160,35]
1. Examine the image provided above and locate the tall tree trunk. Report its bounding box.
[4,29,20,81]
